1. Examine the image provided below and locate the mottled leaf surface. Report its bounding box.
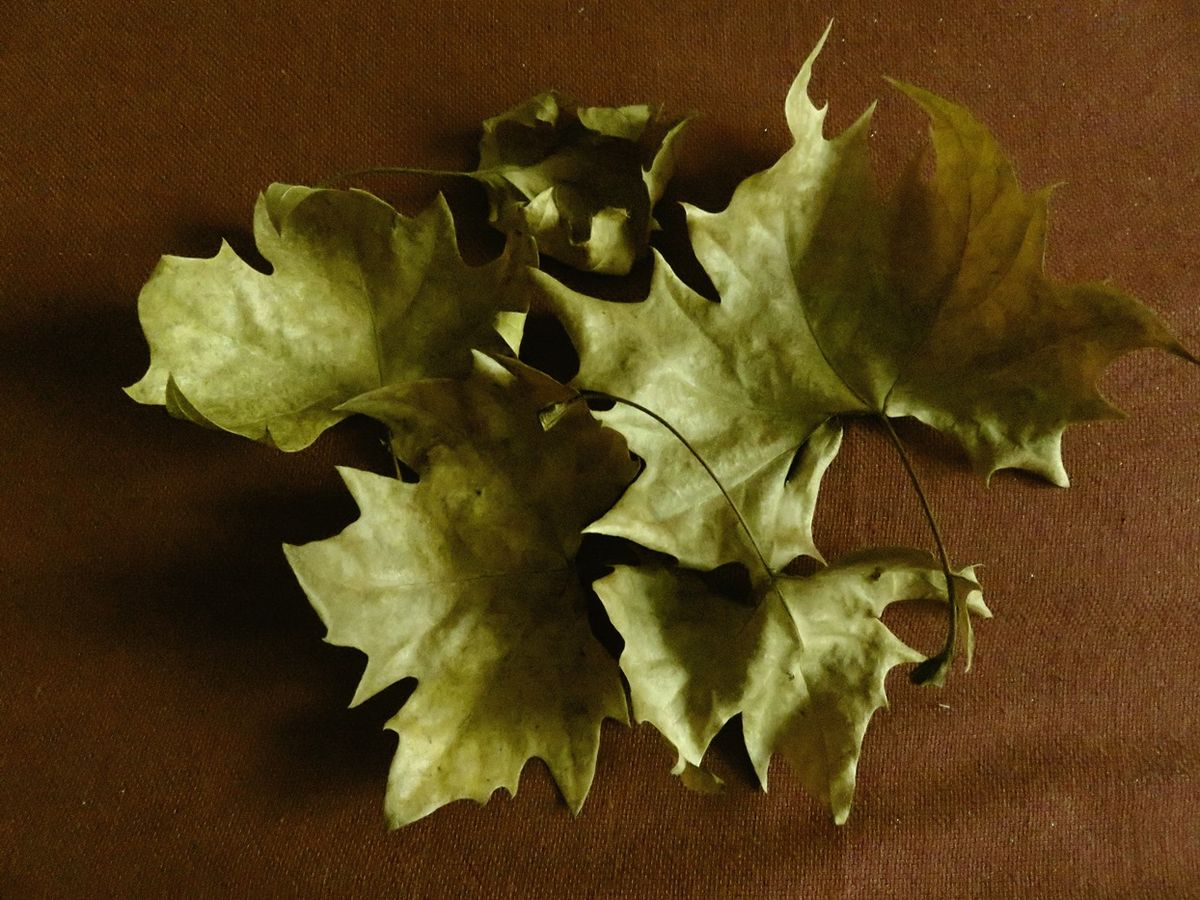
[284,355,636,827]
[596,549,988,823]
[539,31,1188,582]
[127,184,532,450]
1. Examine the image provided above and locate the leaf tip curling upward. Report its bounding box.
[785,19,834,141]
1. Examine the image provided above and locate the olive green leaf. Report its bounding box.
[537,29,1190,582]
[595,549,988,824]
[284,353,636,828]
[866,80,1195,483]
[475,91,689,275]
[126,184,533,451]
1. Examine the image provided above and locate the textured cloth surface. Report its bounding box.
[2,2,1198,897]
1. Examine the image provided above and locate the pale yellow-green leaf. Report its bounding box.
[595,549,988,824]
[284,354,636,828]
[127,184,533,450]
[476,91,689,274]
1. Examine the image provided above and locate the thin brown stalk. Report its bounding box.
[878,415,958,684]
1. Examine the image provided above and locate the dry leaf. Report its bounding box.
[537,30,1189,583]
[475,92,688,274]
[127,184,532,450]
[122,26,1192,830]
[284,354,636,827]
[596,549,988,823]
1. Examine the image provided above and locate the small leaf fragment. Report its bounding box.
[475,91,689,274]
[285,354,637,827]
[127,184,533,450]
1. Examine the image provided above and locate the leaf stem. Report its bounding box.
[543,390,796,636]
[381,424,404,481]
[877,415,958,684]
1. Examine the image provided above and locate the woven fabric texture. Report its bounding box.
[2,2,1197,896]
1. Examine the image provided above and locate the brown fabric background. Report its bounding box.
[2,1,1197,896]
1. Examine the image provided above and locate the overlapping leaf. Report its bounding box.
[476,92,689,274]
[122,27,1194,832]
[596,549,988,823]
[127,184,532,450]
[537,31,1190,582]
[284,354,636,827]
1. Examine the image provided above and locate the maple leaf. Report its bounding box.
[536,30,1191,585]
[126,184,533,450]
[595,549,988,824]
[475,91,689,275]
[284,353,637,828]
